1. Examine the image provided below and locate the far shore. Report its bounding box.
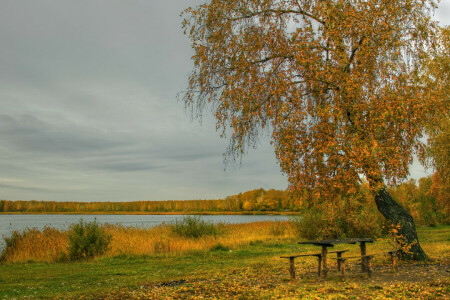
[0,211,300,216]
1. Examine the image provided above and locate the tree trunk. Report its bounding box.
[373,186,428,260]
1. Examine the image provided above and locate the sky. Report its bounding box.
[0,1,449,202]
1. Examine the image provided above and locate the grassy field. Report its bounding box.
[0,224,448,299]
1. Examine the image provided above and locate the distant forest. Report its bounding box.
[0,189,297,213]
[0,175,447,224]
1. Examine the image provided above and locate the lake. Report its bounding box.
[0,214,291,250]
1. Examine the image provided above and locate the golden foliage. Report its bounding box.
[182,0,441,197]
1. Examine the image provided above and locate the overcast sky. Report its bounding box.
[1,1,449,202]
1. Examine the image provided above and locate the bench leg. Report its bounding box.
[289,257,296,280]
[317,256,322,277]
[366,256,373,278]
[337,253,342,271]
[340,259,346,281]
[391,254,398,273]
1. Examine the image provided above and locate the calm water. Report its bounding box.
[0,214,290,250]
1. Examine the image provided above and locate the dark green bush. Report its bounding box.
[67,219,111,261]
[171,216,221,238]
[209,243,230,252]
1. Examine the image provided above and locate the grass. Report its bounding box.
[0,224,448,299]
[0,241,293,299]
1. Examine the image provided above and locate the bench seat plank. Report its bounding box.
[280,253,321,258]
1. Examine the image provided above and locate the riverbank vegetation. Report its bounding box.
[0,224,448,299]
[0,219,297,263]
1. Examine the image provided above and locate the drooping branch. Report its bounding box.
[345,36,366,72]
[231,8,325,26]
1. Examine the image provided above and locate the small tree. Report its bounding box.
[182,0,444,259]
[67,220,111,261]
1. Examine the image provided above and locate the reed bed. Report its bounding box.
[1,220,297,263]
[1,227,68,263]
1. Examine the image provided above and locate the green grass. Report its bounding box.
[0,241,292,298]
[0,226,448,299]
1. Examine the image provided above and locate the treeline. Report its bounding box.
[0,174,448,227]
[0,189,298,213]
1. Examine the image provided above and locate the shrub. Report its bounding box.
[291,209,330,240]
[171,216,221,238]
[67,219,111,261]
[209,243,230,252]
[292,192,384,240]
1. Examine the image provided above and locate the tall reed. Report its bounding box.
[0,221,297,263]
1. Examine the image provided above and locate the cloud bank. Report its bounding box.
[0,0,447,201]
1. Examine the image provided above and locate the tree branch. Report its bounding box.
[231,8,325,26]
[344,36,366,72]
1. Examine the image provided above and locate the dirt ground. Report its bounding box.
[301,261,450,284]
[91,261,450,299]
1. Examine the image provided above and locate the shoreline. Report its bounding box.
[0,211,300,216]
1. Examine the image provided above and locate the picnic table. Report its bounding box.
[298,238,374,277]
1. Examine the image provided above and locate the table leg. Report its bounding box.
[360,242,367,272]
[322,246,328,277]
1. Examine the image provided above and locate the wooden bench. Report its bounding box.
[334,250,398,280]
[280,250,348,279]
[334,255,374,279]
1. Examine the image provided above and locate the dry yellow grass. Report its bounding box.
[1,221,297,263]
[1,227,68,263]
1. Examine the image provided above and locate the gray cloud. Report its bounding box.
[435,1,450,25]
[0,0,446,202]
[0,114,126,154]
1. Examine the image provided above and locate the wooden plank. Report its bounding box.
[331,254,374,260]
[328,250,349,254]
[298,238,374,246]
[280,253,322,258]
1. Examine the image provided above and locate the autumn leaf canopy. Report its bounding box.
[182,0,442,196]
